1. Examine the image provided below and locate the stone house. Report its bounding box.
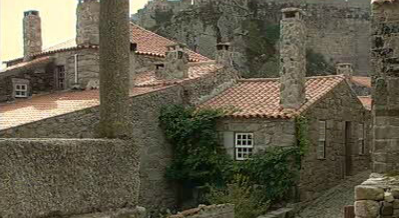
[199,8,372,201]
[0,1,372,210]
[0,0,238,211]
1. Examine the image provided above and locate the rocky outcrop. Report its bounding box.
[135,0,371,77]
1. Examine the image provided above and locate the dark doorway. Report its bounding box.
[344,121,352,177]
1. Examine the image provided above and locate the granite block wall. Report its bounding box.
[0,138,139,218]
[0,67,238,211]
[354,174,399,218]
[217,118,296,159]
[300,82,371,201]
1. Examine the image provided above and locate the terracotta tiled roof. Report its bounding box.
[134,62,222,87]
[0,61,223,130]
[42,39,77,52]
[199,75,347,119]
[0,86,168,131]
[358,96,372,111]
[350,76,371,88]
[6,23,210,64]
[130,24,210,62]
[0,56,54,74]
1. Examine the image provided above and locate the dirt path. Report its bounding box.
[296,171,370,218]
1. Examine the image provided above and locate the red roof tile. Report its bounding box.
[0,86,168,130]
[130,24,210,62]
[199,75,347,119]
[6,23,210,64]
[134,62,222,87]
[358,96,372,111]
[0,56,54,74]
[0,61,223,130]
[350,76,371,88]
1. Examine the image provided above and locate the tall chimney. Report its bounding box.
[370,0,399,173]
[76,0,100,45]
[336,63,354,78]
[157,43,189,80]
[216,42,234,68]
[279,8,306,110]
[23,10,42,60]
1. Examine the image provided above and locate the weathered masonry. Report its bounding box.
[370,0,399,173]
[199,8,371,202]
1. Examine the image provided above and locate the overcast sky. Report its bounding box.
[0,0,148,68]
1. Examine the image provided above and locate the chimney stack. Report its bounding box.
[156,43,189,80]
[23,10,42,60]
[279,8,306,110]
[216,42,234,68]
[336,63,354,78]
[76,0,100,45]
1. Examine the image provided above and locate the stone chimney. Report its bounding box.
[336,63,354,78]
[216,42,234,68]
[23,10,42,59]
[279,8,306,110]
[370,0,399,173]
[156,43,189,80]
[76,0,100,45]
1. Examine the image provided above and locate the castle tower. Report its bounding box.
[23,10,42,59]
[370,0,399,173]
[279,8,306,110]
[76,0,100,45]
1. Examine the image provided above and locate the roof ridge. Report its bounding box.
[306,74,345,79]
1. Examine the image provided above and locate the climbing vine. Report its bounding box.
[160,105,310,211]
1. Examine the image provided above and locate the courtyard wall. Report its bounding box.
[0,138,139,218]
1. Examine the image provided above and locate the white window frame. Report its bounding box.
[358,123,366,155]
[235,133,254,161]
[14,84,28,98]
[317,120,327,160]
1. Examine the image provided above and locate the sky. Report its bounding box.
[0,0,149,68]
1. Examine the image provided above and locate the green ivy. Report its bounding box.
[160,105,310,209]
[159,105,231,187]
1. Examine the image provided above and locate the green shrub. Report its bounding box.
[159,106,309,209]
[207,175,270,218]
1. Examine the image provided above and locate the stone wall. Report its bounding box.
[354,174,399,218]
[169,204,234,218]
[0,60,56,102]
[370,1,399,174]
[217,118,296,159]
[300,82,371,201]
[0,67,238,211]
[0,138,139,218]
[135,0,371,76]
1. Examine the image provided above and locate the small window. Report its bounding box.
[317,120,327,159]
[358,123,366,155]
[177,51,184,59]
[14,84,28,98]
[235,133,254,161]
